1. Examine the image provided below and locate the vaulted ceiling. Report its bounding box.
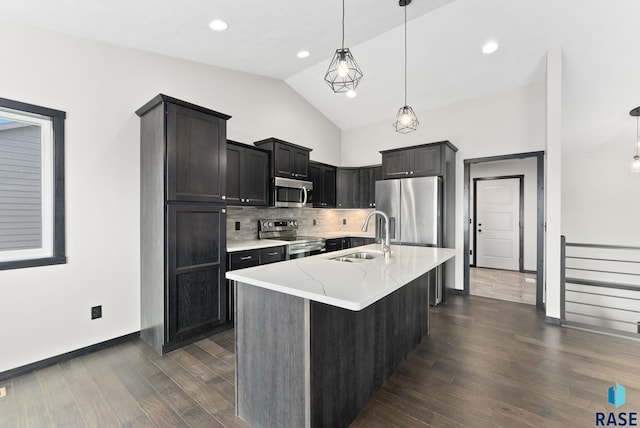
[3,0,640,154]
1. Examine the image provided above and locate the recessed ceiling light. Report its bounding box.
[297,50,310,59]
[482,41,499,55]
[346,90,357,98]
[209,20,229,32]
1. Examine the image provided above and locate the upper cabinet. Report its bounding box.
[227,141,269,206]
[381,141,457,179]
[163,101,229,203]
[336,165,381,209]
[309,161,337,208]
[359,165,382,208]
[336,168,360,208]
[254,138,312,179]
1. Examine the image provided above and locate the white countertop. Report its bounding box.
[305,231,376,239]
[226,231,376,252]
[227,239,288,252]
[226,244,455,311]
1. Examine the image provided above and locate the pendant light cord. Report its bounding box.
[404,5,408,107]
[341,0,345,50]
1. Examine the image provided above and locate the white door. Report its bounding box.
[476,178,521,271]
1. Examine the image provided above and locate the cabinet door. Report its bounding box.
[411,146,442,176]
[259,246,286,265]
[229,250,260,270]
[292,148,309,179]
[323,166,337,207]
[273,143,293,177]
[371,166,382,207]
[226,145,242,205]
[336,169,360,208]
[382,151,411,179]
[325,238,342,253]
[309,163,324,207]
[166,103,226,202]
[242,148,269,206]
[167,204,226,343]
[359,168,374,208]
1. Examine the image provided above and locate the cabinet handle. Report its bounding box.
[267,252,279,256]
[410,171,414,174]
[240,256,253,260]
[222,195,226,200]
[405,171,409,175]
[246,199,250,203]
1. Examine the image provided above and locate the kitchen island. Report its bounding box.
[226,244,455,428]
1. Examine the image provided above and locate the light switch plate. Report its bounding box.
[0,387,7,398]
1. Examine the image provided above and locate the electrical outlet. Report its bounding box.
[313,219,316,226]
[342,219,347,225]
[0,387,6,398]
[235,221,241,231]
[91,305,102,320]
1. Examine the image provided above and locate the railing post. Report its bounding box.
[560,235,566,321]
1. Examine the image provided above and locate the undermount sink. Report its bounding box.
[331,250,384,262]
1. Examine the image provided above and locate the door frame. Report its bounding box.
[463,151,545,309]
[472,175,524,272]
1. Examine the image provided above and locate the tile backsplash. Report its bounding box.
[227,207,375,241]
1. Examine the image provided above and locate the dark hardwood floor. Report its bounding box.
[1,295,639,427]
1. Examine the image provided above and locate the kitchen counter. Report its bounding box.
[226,231,375,253]
[226,239,288,252]
[226,244,455,310]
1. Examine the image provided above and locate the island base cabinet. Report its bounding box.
[235,273,430,428]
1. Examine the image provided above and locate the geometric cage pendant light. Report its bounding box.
[393,0,419,133]
[324,0,364,93]
[630,107,640,173]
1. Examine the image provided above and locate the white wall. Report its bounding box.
[562,150,640,245]
[342,82,547,293]
[0,22,340,373]
[469,158,538,271]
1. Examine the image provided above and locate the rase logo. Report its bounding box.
[596,383,637,426]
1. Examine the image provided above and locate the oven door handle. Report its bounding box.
[302,186,308,206]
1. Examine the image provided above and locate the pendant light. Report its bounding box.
[324,0,363,93]
[393,0,419,133]
[631,107,640,172]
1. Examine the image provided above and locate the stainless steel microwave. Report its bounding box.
[272,176,313,208]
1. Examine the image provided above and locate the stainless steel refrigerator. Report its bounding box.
[375,176,444,304]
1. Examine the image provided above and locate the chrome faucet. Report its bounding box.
[361,210,391,261]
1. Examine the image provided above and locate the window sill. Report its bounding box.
[0,257,67,271]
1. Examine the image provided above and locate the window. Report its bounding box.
[0,97,65,270]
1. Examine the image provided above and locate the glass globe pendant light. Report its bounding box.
[393,0,419,133]
[630,107,640,173]
[324,0,363,93]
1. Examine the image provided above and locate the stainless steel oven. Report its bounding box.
[272,177,313,208]
[258,218,325,258]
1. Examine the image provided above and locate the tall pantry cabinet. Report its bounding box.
[136,94,230,354]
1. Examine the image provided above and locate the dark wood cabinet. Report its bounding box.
[381,142,452,179]
[349,237,376,248]
[166,102,227,203]
[336,165,381,209]
[359,165,382,208]
[227,245,286,322]
[254,138,312,179]
[325,238,343,253]
[167,204,226,342]
[309,161,337,208]
[325,236,376,252]
[336,168,360,208]
[137,94,231,354]
[226,141,269,206]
